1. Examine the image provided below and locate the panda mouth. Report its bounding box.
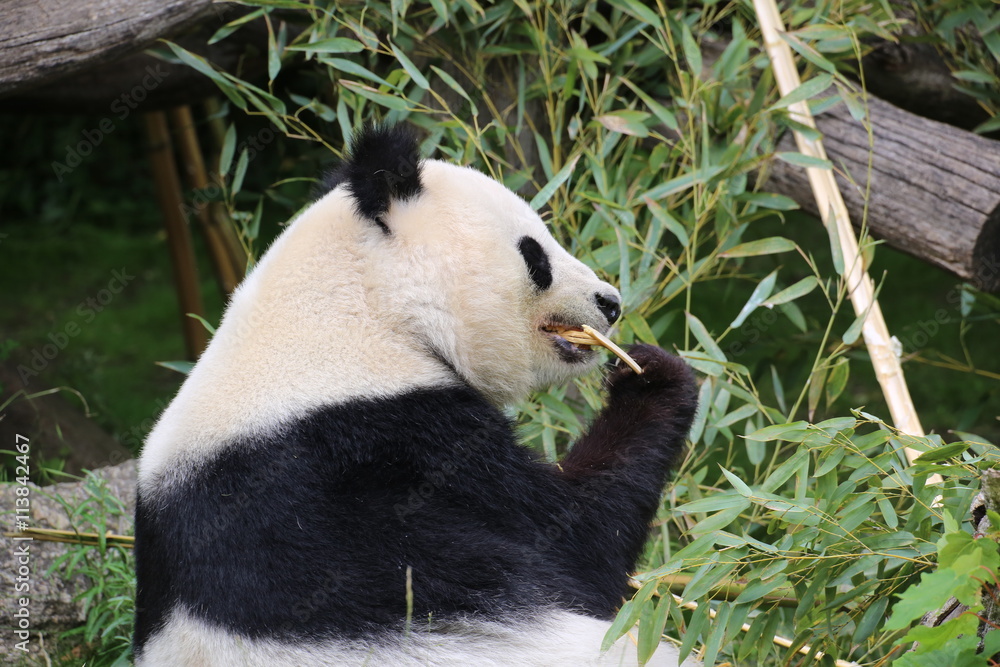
[540,324,597,363]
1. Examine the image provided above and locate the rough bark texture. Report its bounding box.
[861,39,990,131]
[0,0,221,96]
[919,470,1000,651]
[0,18,271,114]
[766,94,1000,291]
[0,462,137,664]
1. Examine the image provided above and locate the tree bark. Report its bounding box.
[0,0,222,96]
[765,94,1000,291]
[0,19,272,114]
[861,39,989,131]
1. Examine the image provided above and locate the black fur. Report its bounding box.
[319,125,423,232]
[133,345,696,652]
[518,236,553,290]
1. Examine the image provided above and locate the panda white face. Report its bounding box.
[373,159,622,404]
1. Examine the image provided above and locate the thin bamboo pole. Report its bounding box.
[4,527,134,548]
[168,105,244,296]
[145,111,209,360]
[751,0,936,474]
[670,595,860,667]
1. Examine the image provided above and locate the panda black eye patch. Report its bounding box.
[517,236,553,291]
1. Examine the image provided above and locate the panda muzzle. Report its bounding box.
[541,324,643,374]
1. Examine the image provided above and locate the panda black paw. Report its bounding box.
[605,344,698,408]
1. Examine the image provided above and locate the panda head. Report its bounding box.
[312,125,622,406]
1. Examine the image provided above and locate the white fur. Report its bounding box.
[140,161,617,485]
[139,608,699,667]
[135,159,690,666]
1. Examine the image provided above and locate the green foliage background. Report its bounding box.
[4,0,1000,664]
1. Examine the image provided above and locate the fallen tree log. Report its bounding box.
[0,15,271,114]
[765,93,1000,292]
[861,39,990,131]
[0,0,220,96]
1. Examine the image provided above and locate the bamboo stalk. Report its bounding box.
[4,527,134,548]
[202,97,251,273]
[670,594,860,667]
[655,574,797,607]
[168,105,244,296]
[751,0,936,475]
[145,110,209,359]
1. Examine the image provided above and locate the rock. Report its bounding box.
[1,460,137,664]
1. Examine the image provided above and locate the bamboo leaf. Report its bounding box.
[914,442,970,463]
[620,79,678,131]
[715,403,758,429]
[185,313,217,335]
[637,596,671,664]
[775,152,833,170]
[731,269,778,328]
[770,74,834,110]
[807,365,827,421]
[601,580,657,650]
[644,197,689,247]
[267,21,281,82]
[676,493,752,514]
[530,155,579,210]
[825,357,850,407]
[737,191,799,211]
[286,38,365,53]
[606,0,660,26]
[734,574,789,604]
[685,312,726,362]
[219,124,237,177]
[761,449,809,493]
[430,65,478,114]
[390,42,431,90]
[596,110,651,137]
[641,164,725,200]
[339,80,409,111]
[155,360,194,375]
[680,22,702,77]
[720,237,797,258]
[764,276,818,307]
[231,148,249,196]
[325,58,396,88]
[720,467,752,496]
[745,422,810,442]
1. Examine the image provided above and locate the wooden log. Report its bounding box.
[918,470,1000,646]
[765,94,1000,292]
[0,0,220,96]
[861,40,989,131]
[0,19,271,114]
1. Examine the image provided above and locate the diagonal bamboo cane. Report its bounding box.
[669,595,861,667]
[751,0,939,477]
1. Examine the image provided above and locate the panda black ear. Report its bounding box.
[322,124,423,234]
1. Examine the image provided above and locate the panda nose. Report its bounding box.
[594,292,621,325]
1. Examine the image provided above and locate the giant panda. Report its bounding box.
[134,125,699,667]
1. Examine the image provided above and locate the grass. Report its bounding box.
[0,219,222,448]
